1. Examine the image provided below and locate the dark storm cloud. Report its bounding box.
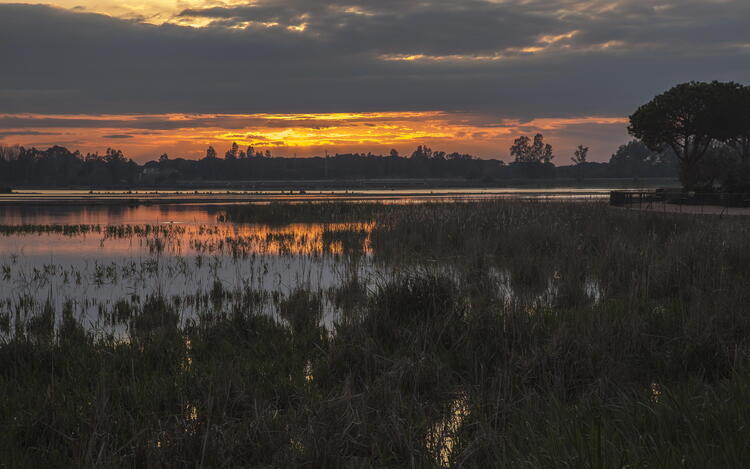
[0,130,63,137]
[0,1,749,118]
[0,115,395,130]
[178,1,557,56]
[102,134,134,139]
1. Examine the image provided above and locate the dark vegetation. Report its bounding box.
[629,81,750,191]
[3,201,750,466]
[0,139,675,188]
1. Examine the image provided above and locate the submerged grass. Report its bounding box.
[3,200,750,467]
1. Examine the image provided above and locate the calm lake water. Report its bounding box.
[0,187,621,224]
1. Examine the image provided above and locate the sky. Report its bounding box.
[1,0,749,163]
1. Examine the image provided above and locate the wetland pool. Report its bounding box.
[0,200,601,338]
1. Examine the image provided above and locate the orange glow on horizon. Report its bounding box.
[0,111,629,162]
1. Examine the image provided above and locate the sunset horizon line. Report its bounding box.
[0,111,629,163]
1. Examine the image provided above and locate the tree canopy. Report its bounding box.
[571,145,588,165]
[628,81,748,190]
[509,134,554,163]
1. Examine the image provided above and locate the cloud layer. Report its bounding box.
[1,1,749,117]
[0,1,748,159]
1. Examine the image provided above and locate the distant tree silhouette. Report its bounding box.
[105,148,125,163]
[534,134,554,164]
[510,136,531,162]
[571,145,588,165]
[0,144,21,162]
[205,146,217,159]
[510,134,553,163]
[608,140,676,178]
[571,145,589,181]
[411,145,432,159]
[448,152,472,161]
[0,145,141,186]
[225,142,239,160]
[0,140,683,188]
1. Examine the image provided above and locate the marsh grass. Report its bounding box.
[3,200,750,467]
[0,224,101,236]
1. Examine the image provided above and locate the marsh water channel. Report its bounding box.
[0,206,374,336]
[0,200,601,340]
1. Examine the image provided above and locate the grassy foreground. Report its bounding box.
[3,201,750,467]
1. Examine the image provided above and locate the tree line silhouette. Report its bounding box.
[0,138,676,188]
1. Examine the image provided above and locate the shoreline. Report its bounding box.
[615,202,750,216]
[0,188,618,207]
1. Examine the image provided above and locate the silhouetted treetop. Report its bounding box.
[510,133,554,163]
[629,81,748,189]
[572,145,588,165]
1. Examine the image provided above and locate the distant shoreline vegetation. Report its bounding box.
[0,139,676,188]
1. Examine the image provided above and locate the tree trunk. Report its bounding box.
[679,160,700,191]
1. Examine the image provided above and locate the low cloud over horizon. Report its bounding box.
[1,0,748,160]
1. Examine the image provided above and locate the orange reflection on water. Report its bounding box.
[0,204,222,226]
[0,221,374,258]
[182,222,373,256]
